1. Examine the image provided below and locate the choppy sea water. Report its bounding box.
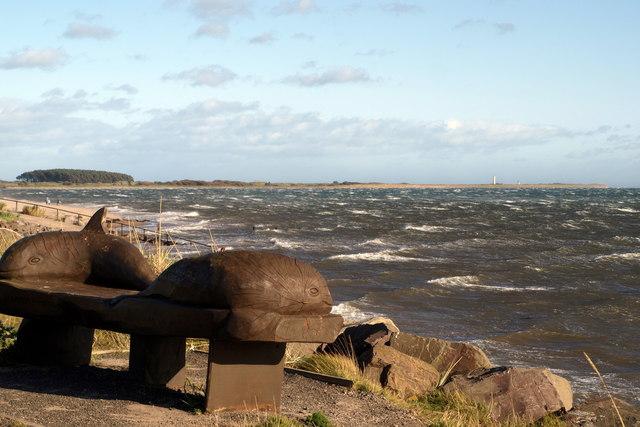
[2,187,639,404]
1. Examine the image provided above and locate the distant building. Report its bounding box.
[493,176,497,185]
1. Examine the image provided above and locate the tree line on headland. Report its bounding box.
[16,169,133,184]
[3,168,606,188]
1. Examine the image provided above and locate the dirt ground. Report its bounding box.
[0,350,424,427]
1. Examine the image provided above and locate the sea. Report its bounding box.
[2,186,638,404]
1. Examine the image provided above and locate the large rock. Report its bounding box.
[443,366,573,423]
[360,344,440,397]
[389,332,491,374]
[286,342,321,361]
[566,397,640,427]
[323,319,397,357]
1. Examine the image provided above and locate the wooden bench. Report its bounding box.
[0,209,342,412]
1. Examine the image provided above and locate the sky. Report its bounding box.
[1,1,639,186]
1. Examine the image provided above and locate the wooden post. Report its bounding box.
[204,341,286,412]
[129,335,186,390]
[15,318,94,367]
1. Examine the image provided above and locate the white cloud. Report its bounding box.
[4,95,613,182]
[495,22,515,35]
[453,19,485,29]
[356,49,394,57]
[113,84,138,95]
[382,3,424,14]
[0,48,68,71]
[189,0,252,19]
[283,67,370,86]
[194,21,229,38]
[249,32,275,44]
[163,65,237,87]
[272,0,318,15]
[293,32,314,41]
[63,23,117,39]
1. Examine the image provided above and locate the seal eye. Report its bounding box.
[308,287,319,296]
[28,256,41,265]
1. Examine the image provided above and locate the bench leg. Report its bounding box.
[129,335,186,389]
[204,341,286,412]
[16,318,94,366]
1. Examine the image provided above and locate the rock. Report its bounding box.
[389,332,491,374]
[443,366,573,423]
[360,344,440,397]
[566,397,640,427]
[363,317,400,334]
[323,318,397,357]
[287,342,322,361]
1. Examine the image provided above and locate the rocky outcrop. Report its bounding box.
[389,332,491,374]
[360,344,440,397]
[566,397,640,427]
[316,317,580,424]
[322,321,396,357]
[443,366,573,423]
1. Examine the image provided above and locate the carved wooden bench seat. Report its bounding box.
[0,208,342,412]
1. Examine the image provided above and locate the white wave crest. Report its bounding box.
[270,238,299,249]
[331,302,382,324]
[405,224,454,232]
[596,252,640,261]
[328,250,426,262]
[427,276,549,292]
[358,238,387,246]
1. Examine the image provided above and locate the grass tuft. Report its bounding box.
[21,205,46,218]
[254,415,302,427]
[293,351,380,393]
[304,411,333,427]
[583,352,626,427]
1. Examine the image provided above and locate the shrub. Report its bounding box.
[304,412,333,427]
[21,205,46,217]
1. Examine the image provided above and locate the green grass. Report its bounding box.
[0,211,18,222]
[254,415,302,427]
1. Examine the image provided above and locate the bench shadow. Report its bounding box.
[0,363,200,412]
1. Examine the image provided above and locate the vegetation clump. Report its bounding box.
[21,205,46,217]
[16,169,133,184]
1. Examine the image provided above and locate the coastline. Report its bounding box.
[0,182,610,190]
[2,193,640,425]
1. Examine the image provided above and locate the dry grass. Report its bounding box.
[583,352,626,427]
[0,230,21,254]
[21,205,46,218]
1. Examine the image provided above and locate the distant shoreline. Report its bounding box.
[0,182,609,190]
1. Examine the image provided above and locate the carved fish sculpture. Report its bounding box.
[0,207,155,290]
[137,250,334,339]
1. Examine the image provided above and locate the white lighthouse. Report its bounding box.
[493,175,497,185]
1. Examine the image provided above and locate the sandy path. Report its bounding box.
[0,197,135,233]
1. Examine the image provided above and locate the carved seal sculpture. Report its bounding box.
[132,251,334,339]
[0,207,155,290]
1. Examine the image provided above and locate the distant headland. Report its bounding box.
[0,168,608,189]
[0,180,609,189]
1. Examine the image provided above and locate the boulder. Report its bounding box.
[323,318,397,357]
[389,332,491,374]
[360,344,439,397]
[443,366,573,423]
[566,397,640,427]
[286,342,321,361]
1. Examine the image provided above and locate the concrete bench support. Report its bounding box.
[205,341,286,412]
[129,335,187,390]
[16,318,94,367]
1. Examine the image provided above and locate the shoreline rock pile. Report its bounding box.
[299,317,575,424]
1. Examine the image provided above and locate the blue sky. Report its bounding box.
[1,1,638,186]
